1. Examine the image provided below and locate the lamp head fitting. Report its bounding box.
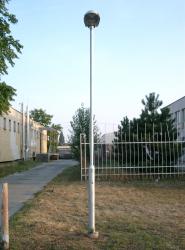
[84,10,100,28]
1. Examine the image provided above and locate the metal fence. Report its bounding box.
[80,133,185,180]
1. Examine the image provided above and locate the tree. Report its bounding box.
[0,0,23,114]
[141,93,162,116]
[30,108,63,153]
[48,123,62,152]
[139,92,176,141]
[70,104,100,159]
[30,109,53,127]
[0,82,16,115]
[59,130,65,145]
[116,93,176,142]
[115,93,178,170]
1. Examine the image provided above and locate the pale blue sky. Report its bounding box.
[3,0,185,137]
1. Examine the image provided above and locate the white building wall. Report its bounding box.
[166,96,185,140]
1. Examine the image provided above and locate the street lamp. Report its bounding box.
[84,10,100,238]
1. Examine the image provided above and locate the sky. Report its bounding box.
[3,0,185,139]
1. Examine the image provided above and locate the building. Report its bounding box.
[57,145,73,159]
[99,132,115,157]
[165,96,185,140]
[100,132,115,145]
[0,106,47,162]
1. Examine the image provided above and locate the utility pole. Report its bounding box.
[25,106,30,160]
[21,102,25,160]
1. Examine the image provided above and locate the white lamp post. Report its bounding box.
[84,10,100,238]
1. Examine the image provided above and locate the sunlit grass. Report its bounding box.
[10,165,185,250]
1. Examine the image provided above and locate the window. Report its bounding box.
[17,122,20,133]
[13,121,16,132]
[182,109,185,129]
[3,118,6,130]
[175,111,181,124]
[9,120,11,131]
[182,109,185,122]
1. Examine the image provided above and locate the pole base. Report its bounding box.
[88,231,99,239]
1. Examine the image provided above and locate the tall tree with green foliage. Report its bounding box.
[116,93,176,142]
[0,83,16,115]
[139,92,176,141]
[59,130,65,145]
[141,93,162,117]
[0,0,23,114]
[115,93,178,169]
[30,109,53,127]
[70,104,100,159]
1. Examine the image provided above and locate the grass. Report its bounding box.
[0,160,41,179]
[9,165,185,250]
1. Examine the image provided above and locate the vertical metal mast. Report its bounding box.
[84,10,100,237]
[88,25,95,232]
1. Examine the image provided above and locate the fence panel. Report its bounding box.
[80,134,185,180]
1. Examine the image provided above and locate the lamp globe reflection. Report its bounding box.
[84,10,100,28]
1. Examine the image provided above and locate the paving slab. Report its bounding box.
[0,159,78,221]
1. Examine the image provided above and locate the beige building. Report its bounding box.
[0,106,47,162]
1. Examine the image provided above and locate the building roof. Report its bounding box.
[164,96,185,108]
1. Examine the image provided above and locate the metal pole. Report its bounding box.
[26,106,29,160]
[2,183,9,249]
[21,103,25,160]
[88,26,96,235]
[84,10,100,239]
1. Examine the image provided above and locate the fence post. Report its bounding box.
[80,133,87,181]
[84,134,87,181]
[1,183,9,250]
[80,134,83,181]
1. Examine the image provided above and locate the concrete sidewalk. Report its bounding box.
[0,159,78,219]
